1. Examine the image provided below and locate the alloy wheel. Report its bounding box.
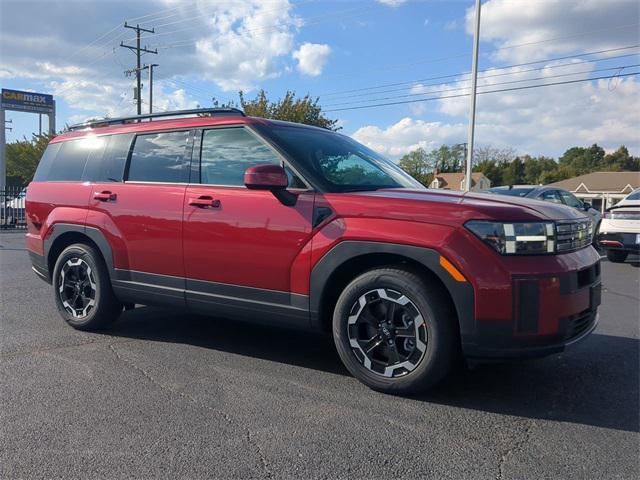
[347,288,427,378]
[58,258,97,318]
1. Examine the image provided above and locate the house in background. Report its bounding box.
[549,171,640,212]
[430,172,491,191]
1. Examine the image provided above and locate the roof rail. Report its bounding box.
[67,107,246,131]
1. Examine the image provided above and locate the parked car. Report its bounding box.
[597,189,640,263]
[25,108,602,394]
[1,187,27,227]
[487,185,601,229]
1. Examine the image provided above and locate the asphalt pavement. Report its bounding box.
[1,231,638,479]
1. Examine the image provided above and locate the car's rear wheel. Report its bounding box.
[52,243,122,330]
[332,267,458,394]
[606,250,628,263]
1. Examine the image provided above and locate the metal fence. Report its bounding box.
[1,186,27,230]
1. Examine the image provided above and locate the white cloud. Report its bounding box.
[292,43,331,77]
[377,0,407,7]
[193,0,302,91]
[351,118,467,159]
[351,66,640,159]
[468,0,640,63]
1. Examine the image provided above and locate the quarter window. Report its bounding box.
[127,130,191,183]
[199,128,281,186]
[36,137,106,182]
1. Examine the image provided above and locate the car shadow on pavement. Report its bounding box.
[105,307,639,433]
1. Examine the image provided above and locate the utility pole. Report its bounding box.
[120,22,157,115]
[147,64,159,114]
[464,0,481,192]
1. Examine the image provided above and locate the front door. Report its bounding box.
[183,126,314,324]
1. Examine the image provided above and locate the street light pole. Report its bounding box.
[464,0,482,192]
[148,64,158,114]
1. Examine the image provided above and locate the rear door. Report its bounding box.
[182,126,314,323]
[87,130,193,299]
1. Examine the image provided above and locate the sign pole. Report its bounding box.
[49,100,56,135]
[0,107,5,190]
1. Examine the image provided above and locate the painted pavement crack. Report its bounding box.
[108,343,272,479]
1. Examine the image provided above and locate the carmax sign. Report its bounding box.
[1,88,54,113]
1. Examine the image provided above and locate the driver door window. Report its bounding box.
[199,128,305,188]
[559,190,582,208]
[539,190,563,204]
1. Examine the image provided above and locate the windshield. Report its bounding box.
[263,126,424,192]
[488,187,535,197]
[626,189,640,200]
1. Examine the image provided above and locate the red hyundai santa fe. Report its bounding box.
[25,108,601,394]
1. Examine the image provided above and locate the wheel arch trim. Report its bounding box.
[309,241,475,338]
[43,223,115,280]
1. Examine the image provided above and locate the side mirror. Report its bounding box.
[583,202,592,211]
[244,164,297,206]
[244,164,288,190]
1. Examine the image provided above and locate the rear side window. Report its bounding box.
[32,143,62,182]
[199,128,280,186]
[127,130,191,183]
[82,134,133,182]
[33,137,102,182]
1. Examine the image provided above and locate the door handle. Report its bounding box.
[94,191,117,202]
[189,196,221,208]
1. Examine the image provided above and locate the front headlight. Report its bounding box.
[465,221,555,255]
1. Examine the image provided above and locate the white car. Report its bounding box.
[597,189,640,263]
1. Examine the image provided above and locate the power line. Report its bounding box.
[324,51,640,102]
[151,6,372,50]
[324,71,639,112]
[126,0,317,42]
[322,64,640,108]
[319,44,640,97]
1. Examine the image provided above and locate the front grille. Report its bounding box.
[555,219,593,252]
[565,309,596,339]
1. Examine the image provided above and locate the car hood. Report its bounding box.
[356,188,588,222]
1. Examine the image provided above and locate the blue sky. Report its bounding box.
[1,0,639,159]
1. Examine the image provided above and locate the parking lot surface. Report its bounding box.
[1,231,638,479]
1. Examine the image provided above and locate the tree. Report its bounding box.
[429,144,465,173]
[6,133,53,186]
[235,90,340,131]
[398,148,431,185]
[502,156,525,186]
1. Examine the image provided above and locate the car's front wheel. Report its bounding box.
[332,267,458,394]
[52,243,122,330]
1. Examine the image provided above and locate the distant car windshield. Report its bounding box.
[263,126,425,192]
[626,189,640,200]
[488,187,535,197]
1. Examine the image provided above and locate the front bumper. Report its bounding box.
[460,246,602,360]
[598,232,640,253]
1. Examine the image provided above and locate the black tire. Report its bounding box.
[52,243,122,330]
[606,250,628,263]
[332,267,458,394]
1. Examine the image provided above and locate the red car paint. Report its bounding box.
[26,113,601,359]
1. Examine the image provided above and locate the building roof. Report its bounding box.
[549,171,640,194]
[433,172,487,190]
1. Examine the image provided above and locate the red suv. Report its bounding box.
[26,108,601,393]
